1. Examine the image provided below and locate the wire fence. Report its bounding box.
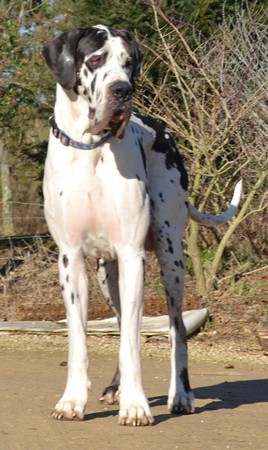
[0,200,48,237]
[0,223,173,322]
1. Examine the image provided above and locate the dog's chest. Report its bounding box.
[44,134,151,259]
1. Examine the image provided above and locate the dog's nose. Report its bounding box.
[110,81,133,101]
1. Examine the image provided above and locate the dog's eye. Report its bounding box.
[125,59,133,70]
[90,56,102,67]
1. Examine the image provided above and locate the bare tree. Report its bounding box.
[136,3,268,294]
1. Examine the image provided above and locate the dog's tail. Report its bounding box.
[188,180,242,226]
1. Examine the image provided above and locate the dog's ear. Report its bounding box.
[42,28,86,89]
[116,30,143,84]
[130,36,143,83]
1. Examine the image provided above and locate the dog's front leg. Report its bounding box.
[117,250,153,426]
[52,248,89,420]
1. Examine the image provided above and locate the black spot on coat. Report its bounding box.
[63,254,69,268]
[136,114,188,191]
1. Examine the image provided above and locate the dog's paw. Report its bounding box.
[99,385,120,405]
[119,404,154,426]
[167,391,195,415]
[52,399,86,421]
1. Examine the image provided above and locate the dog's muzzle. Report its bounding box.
[90,80,133,140]
[110,81,133,102]
[108,81,133,139]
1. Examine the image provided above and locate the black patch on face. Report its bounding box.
[136,115,188,191]
[76,28,108,72]
[85,50,108,73]
[165,220,170,227]
[114,29,143,85]
[159,192,165,203]
[180,368,191,393]
[91,75,97,94]
[43,27,110,90]
[84,60,94,73]
[63,254,69,268]
[89,106,95,117]
[83,68,88,77]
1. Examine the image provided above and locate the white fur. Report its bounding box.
[43,27,241,426]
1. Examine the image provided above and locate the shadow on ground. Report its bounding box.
[148,378,268,424]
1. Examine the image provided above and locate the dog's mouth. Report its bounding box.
[90,104,132,140]
[110,109,125,124]
[108,109,131,139]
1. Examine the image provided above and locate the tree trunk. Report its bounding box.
[0,134,14,236]
[187,220,207,296]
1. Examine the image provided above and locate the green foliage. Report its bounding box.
[185,255,194,276]
[73,0,154,35]
[170,0,268,36]
[0,2,51,141]
[71,0,268,38]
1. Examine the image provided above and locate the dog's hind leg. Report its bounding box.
[97,258,121,404]
[148,141,195,415]
[154,233,195,414]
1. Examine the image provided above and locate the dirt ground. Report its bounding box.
[0,334,267,450]
[1,242,268,449]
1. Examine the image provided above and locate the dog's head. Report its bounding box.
[42,25,143,139]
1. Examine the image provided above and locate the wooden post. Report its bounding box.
[0,132,15,236]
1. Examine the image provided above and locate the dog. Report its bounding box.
[42,25,242,426]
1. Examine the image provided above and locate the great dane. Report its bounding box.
[42,25,242,426]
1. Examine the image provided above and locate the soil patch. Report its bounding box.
[0,334,267,450]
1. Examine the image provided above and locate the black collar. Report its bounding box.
[49,116,112,150]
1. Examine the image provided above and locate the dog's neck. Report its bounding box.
[53,84,103,145]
